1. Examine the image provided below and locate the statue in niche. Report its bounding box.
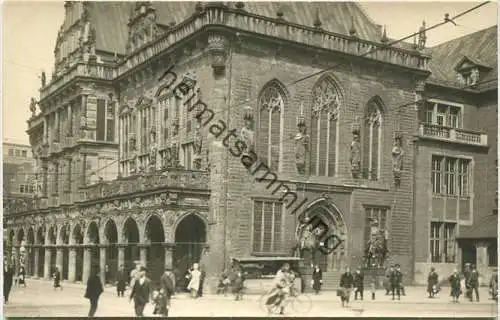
[149,129,157,171]
[240,106,256,165]
[469,68,479,86]
[29,98,37,117]
[193,121,203,170]
[294,116,309,175]
[129,136,138,174]
[204,148,210,172]
[392,133,404,185]
[350,122,361,179]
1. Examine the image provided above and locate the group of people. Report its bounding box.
[216,262,245,300]
[3,260,34,304]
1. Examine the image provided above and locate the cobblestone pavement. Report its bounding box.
[4,280,498,317]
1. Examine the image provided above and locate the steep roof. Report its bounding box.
[89,2,385,55]
[458,214,498,239]
[426,25,498,89]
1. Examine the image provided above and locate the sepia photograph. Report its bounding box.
[2,0,498,318]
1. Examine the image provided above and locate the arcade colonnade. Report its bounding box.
[6,212,208,284]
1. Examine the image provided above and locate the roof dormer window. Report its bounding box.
[454,55,492,87]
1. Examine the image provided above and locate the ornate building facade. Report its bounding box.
[4,2,495,290]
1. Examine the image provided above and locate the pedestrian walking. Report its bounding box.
[232,265,245,301]
[384,265,393,295]
[187,263,201,298]
[217,269,230,295]
[198,266,206,297]
[448,269,461,303]
[159,269,175,316]
[489,269,498,301]
[469,265,480,302]
[369,273,377,300]
[130,267,152,317]
[396,264,405,296]
[53,267,63,290]
[427,267,439,298]
[312,264,323,295]
[18,266,27,288]
[116,265,127,297]
[339,267,354,307]
[389,264,402,300]
[354,268,364,300]
[463,263,472,300]
[85,268,104,317]
[4,260,14,304]
[129,261,142,291]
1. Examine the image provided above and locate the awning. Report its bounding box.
[457,214,498,240]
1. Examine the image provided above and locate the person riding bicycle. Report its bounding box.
[266,263,294,314]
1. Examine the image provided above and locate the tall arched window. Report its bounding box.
[257,82,285,171]
[362,98,383,180]
[310,77,342,177]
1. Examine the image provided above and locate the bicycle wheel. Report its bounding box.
[259,293,282,314]
[291,294,312,314]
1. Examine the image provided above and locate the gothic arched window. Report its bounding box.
[310,77,342,177]
[257,82,285,171]
[362,98,384,180]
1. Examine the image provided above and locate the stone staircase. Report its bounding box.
[301,270,342,292]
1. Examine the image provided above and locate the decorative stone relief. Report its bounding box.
[129,135,138,174]
[193,120,203,170]
[149,128,158,172]
[350,118,361,179]
[294,103,309,175]
[206,33,229,75]
[240,106,256,167]
[392,132,404,186]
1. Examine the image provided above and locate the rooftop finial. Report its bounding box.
[313,7,322,28]
[381,25,389,43]
[349,16,357,36]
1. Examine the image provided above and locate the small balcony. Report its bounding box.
[418,123,488,147]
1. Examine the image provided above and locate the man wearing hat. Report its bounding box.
[427,267,439,298]
[160,268,176,316]
[463,263,472,300]
[389,264,403,300]
[469,264,480,302]
[130,266,152,317]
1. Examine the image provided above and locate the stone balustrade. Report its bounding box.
[83,169,209,201]
[418,123,488,146]
[118,6,429,75]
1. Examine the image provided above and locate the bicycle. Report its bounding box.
[259,287,312,315]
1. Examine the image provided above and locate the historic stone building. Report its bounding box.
[413,26,497,285]
[5,2,494,290]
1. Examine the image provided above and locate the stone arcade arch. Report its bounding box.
[86,222,100,276]
[27,227,35,276]
[16,228,25,272]
[36,227,45,277]
[298,198,348,272]
[144,215,165,283]
[174,213,207,272]
[103,219,119,283]
[122,218,140,273]
[72,224,84,282]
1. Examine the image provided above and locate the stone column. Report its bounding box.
[82,247,91,284]
[164,244,173,270]
[476,242,489,286]
[43,246,52,279]
[55,247,64,274]
[99,246,107,285]
[68,247,77,282]
[118,246,125,269]
[33,247,39,278]
[140,245,147,268]
[54,110,60,141]
[67,103,73,135]
[43,116,49,144]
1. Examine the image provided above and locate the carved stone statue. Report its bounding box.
[364,218,389,268]
[294,118,309,175]
[149,129,157,171]
[418,21,426,50]
[350,127,361,178]
[193,121,203,170]
[129,136,138,174]
[29,98,37,116]
[240,107,255,159]
[392,134,404,185]
[469,68,479,86]
[41,71,46,87]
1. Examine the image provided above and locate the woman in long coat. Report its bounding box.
[53,267,62,290]
[427,267,439,298]
[18,266,26,287]
[312,265,323,294]
[187,263,201,298]
[448,269,461,302]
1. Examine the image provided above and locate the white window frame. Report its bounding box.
[426,99,464,128]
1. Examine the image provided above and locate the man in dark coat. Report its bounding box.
[130,267,152,317]
[4,260,14,304]
[427,267,439,298]
[353,268,364,300]
[198,267,206,297]
[312,265,323,295]
[463,263,472,300]
[85,268,104,317]
[160,269,175,316]
[469,265,480,302]
[389,264,403,300]
[339,267,354,307]
[116,265,127,297]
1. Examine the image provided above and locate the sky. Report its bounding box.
[2,1,498,145]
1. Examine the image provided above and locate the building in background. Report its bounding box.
[3,142,36,207]
[3,1,497,289]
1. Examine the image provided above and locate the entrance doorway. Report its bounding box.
[145,215,165,285]
[461,241,477,269]
[174,214,206,273]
